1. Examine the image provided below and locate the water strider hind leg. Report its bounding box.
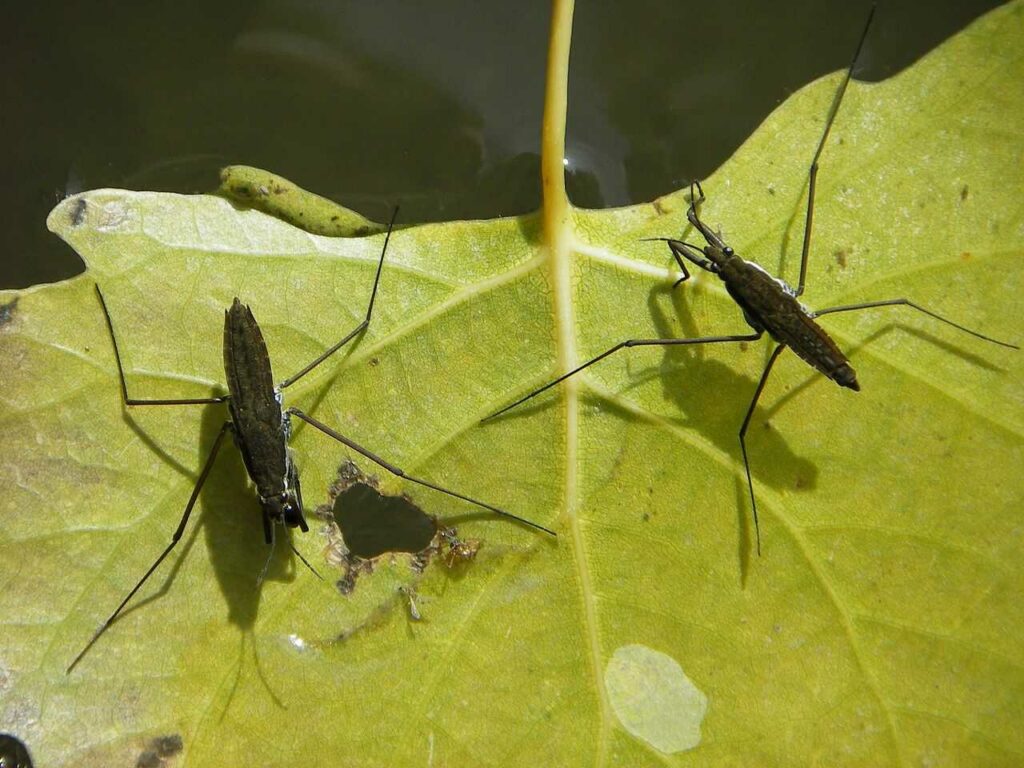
[67,420,234,673]
[738,345,787,557]
[815,299,1019,349]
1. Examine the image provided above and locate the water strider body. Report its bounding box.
[671,181,861,391]
[69,210,553,673]
[224,296,309,541]
[658,178,1016,553]
[485,6,1017,552]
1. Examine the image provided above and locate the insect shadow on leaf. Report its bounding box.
[484,5,1017,555]
[68,208,554,674]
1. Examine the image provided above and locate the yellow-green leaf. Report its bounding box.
[1,2,1022,766]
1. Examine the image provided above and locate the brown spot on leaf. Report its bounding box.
[438,528,482,569]
[834,249,848,269]
[0,298,18,329]
[135,734,182,768]
[70,198,87,226]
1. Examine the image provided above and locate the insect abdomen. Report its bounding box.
[223,299,289,491]
[721,259,860,390]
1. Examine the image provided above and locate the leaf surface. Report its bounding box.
[1,2,1022,766]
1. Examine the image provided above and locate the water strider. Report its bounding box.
[68,209,554,673]
[485,6,1017,552]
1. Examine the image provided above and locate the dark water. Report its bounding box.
[2,0,1002,288]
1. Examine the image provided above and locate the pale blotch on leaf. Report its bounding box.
[605,644,708,754]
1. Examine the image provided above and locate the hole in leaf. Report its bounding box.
[333,482,437,559]
[0,299,17,328]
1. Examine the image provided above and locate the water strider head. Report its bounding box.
[254,439,310,544]
[260,492,307,529]
[647,180,743,285]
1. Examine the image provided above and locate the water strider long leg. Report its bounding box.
[738,344,787,557]
[67,421,234,674]
[96,284,228,406]
[287,408,557,537]
[815,298,1019,349]
[796,6,876,297]
[278,207,399,390]
[289,540,322,580]
[483,332,764,422]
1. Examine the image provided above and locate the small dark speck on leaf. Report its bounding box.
[834,249,848,269]
[795,475,808,490]
[767,184,775,196]
[70,198,87,226]
[336,572,358,596]
[738,341,749,352]
[762,421,772,432]
[960,184,969,201]
[439,528,481,569]
[154,736,183,758]
[960,251,972,262]
[135,734,183,768]
[0,299,18,328]
[642,512,650,522]
[369,357,380,367]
